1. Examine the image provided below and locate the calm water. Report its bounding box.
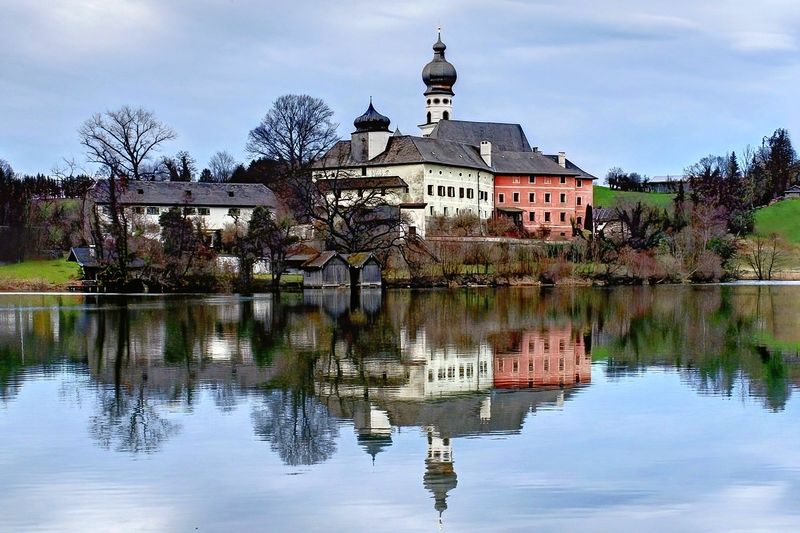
[1,287,799,532]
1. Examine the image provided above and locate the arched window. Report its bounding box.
[442,111,450,120]
[427,111,431,123]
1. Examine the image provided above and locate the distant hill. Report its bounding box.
[755,199,800,244]
[592,185,675,210]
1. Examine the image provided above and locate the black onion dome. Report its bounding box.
[422,33,457,95]
[353,100,391,133]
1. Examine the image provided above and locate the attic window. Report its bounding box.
[227,191,234,197]
[137,188,144,194]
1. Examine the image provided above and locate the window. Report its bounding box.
[512,360,519,373]
[545,178,552,184]
[560,193,566,203]
[544,211,551,222]
[227,191,234,197]
[513,192,520,203]
[442,111,449,120]
[430,206,435,215]
[544,359,550,371]
[361,167,367,176]
[559,176,566,184]
[528,211,535,222]
[228,208,240,217]
[459,187,464,198]
[146,206,159,215]
[577,216,583,226]
[136,188,144,195]
[529,176,536,184]
[559,339,565,352]
[498,193,505,203]
[438,186,445,196]
[443,98,449,104]
[512,177,520,184]
[577,196,582,205]
[544,193,551,203]
[559,358,565,371]
[466,188,474,199]
[428,184,434,195]
[560,212,566,222]
[447,186,455,197]
[132,206,144,214]
[443,207,448,216]
[433,98,440,104]
[529,192,535,203]
[183,207,196,215]
[576,179,583,188]
[198,207,210,216]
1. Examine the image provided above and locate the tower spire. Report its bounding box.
[419,29,457,135]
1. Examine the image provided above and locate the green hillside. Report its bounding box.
[0,258,79,285]
[593,185,675,210]
[754,199,800,244]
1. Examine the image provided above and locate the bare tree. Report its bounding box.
[208,151,238,182]
[246,94,339,174]
[744,234,785,280]
[79,106,176,180]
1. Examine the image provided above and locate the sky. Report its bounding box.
[1,0,799,179]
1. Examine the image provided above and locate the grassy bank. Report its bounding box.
[0,258,79,290]
[593,185,675,210]
[754,199,800,244]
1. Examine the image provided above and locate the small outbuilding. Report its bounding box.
[784,185,800,199]
[301,251,351,288]
[67,246,145,280]
[344,252,382,287]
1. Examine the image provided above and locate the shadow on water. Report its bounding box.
[2,286,800,519]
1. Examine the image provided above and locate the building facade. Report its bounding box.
[314,32,597,240]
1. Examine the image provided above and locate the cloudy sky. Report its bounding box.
[2,0,799,179]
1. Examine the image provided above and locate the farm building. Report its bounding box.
[301,251,351,288]
[345,253,382,287]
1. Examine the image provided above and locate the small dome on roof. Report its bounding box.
[422,32,457,95]
[353,99,391,133]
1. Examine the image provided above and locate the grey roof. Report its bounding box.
[315,135,491,172]
[67,247,145,269]
[543,155,599,180]
[429,120,532,152]
[316,176,408,193]
[785,184,800,193]
[89,180,278,208]
[493,150,581,176]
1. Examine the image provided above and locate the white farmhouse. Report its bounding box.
[89,180,278,243]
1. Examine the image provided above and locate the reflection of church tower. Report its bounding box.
[419,29,457,136]
[423,428,458,525]
[354,404,393,464]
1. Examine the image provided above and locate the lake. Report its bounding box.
[1,286,799,532]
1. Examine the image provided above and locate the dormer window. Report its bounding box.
[227,191,234,197]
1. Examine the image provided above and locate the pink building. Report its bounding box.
[494,152,595,239]
[492,327,592,389]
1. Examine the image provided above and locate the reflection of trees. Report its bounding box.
[87,304,180,453]
[252,389,338,466]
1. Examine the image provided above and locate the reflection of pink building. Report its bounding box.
[492,328,591,388]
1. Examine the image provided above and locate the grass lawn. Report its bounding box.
[754,199,800,244]
[0,258,79,285]
[593,185,675,210]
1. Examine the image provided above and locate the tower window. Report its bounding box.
[433,98,440,104]
[442,111,449,120]
[443,98,449,104]
[427,99,431,105]
[427,112,431,123]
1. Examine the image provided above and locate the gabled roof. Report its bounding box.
[542,155,599,180]
[344,252,380,269]
[314,135,491,172]
[784,184,800,193]
[285,243,321,264]
[301,251,344,270]
[89,180,278,208]
[493,151,581,176]
[67,247,145,269]
[429,120,532,152]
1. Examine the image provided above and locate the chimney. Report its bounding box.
[557,151,566,168]
[480,140,492,167]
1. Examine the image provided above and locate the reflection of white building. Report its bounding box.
[399,327,493,399]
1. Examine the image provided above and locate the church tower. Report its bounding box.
[419,30,457,136]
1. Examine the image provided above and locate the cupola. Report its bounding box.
[419,30,457,136]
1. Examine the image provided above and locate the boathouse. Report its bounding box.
[345,253,382,287]
[301,251,351,288]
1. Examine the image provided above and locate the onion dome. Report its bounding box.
[422,32,457,95]
[353,99,391,133]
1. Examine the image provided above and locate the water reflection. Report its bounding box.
[1,287,800,526]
